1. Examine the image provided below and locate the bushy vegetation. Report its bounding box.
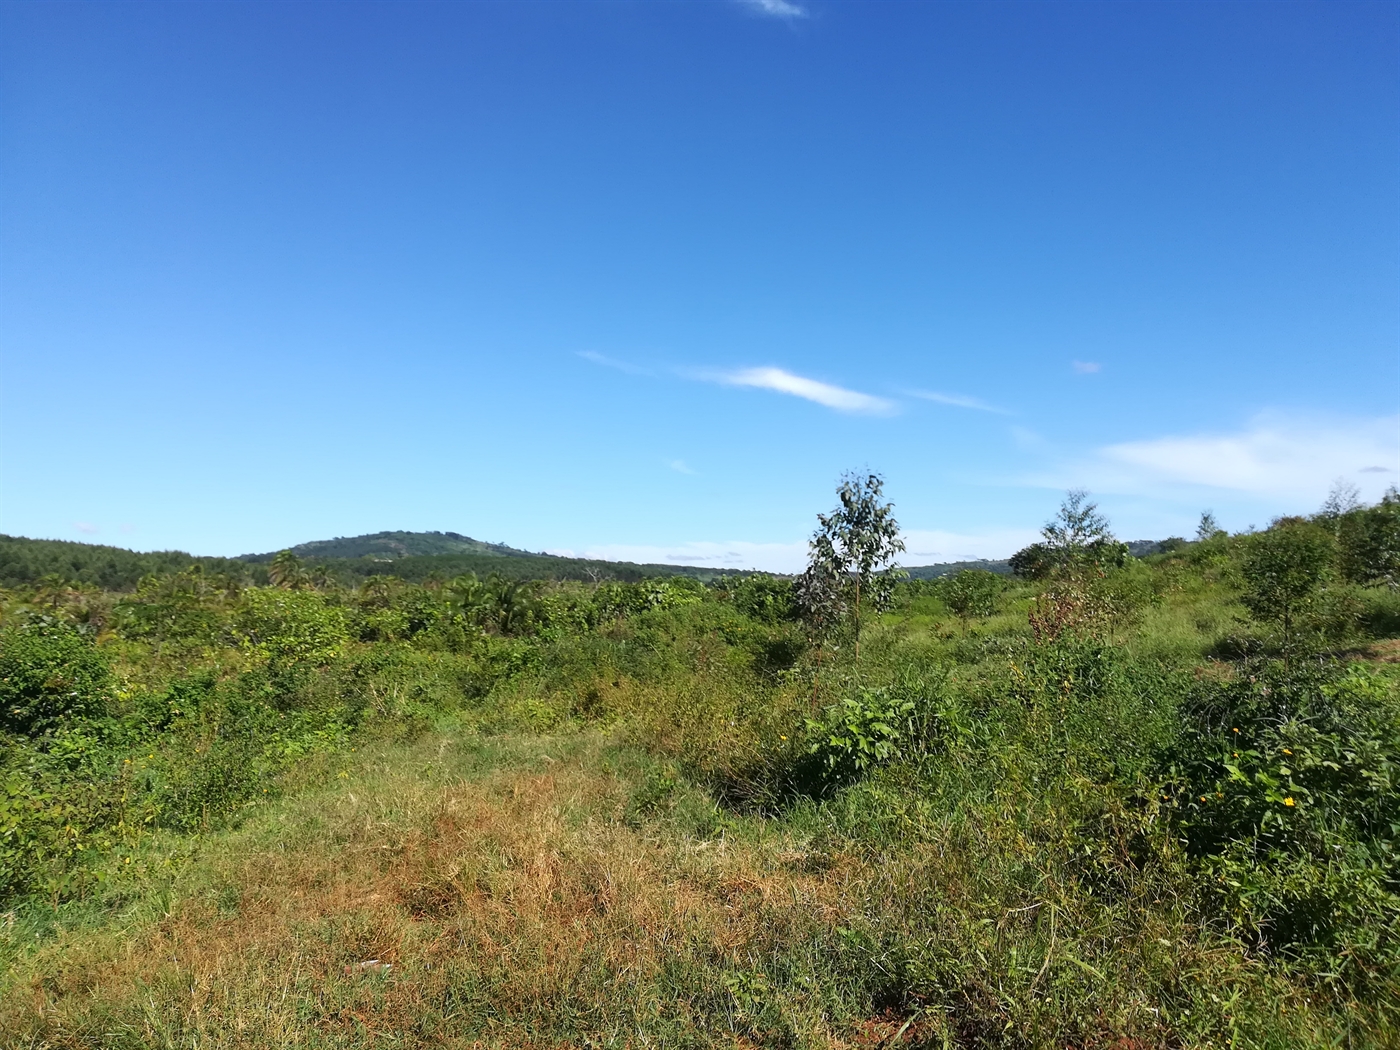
[1,486,1398,1047]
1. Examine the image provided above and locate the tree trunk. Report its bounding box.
[854,577,861,662]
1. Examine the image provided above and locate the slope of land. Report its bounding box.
[0,534,249,590]
[0,533,750,589]
[239,530,535,562]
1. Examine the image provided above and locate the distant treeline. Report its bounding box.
[902,539,1173,580]
[312,551,741,586]
[0,535,745,590]
[0,536,254,591]
[1,532,1189,591]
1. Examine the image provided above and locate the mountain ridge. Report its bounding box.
[0,531,1180,590]
[239,530,543,563]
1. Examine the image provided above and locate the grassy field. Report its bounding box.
[1,519,1398,1048]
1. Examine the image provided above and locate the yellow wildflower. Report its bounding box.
[1283,797,1296,807]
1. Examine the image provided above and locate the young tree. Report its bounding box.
[446,572,491,625]
[308,564,339,591]
[1043,489,1112,552]
[1196,511,1225,542]
[941,569,1002,635]
[269,550,310,590]
[489,576,543,636]
[1335,487,1400,588]
[1010,490,1124,580]
[1319,479,1361,520]
[1239,518,1335,649]
[797,472,905,660]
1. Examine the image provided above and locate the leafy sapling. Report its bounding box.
[942,569,1003,635]
[1196,510,1225,542]
[797,471,905,660]
[1239,518,1335,650]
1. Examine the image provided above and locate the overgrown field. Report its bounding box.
[2,495,1399,1048]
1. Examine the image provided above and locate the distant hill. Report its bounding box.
[0,535,247,591]
[0,532,751,589]
[239,530,751,583]
[0,531,1179,591]
[240,530,536,563]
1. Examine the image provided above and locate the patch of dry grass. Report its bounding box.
[0,731,869,1048]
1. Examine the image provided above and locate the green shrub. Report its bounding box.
[1239,519,1335,646]
[1357,585,1400,639]
[1168,662,1400,986]
[0,619,110,735]
[806,685,919,784]
[1336,489,1400,588]
[723,574,796,624]
[115,568,231,645]
[234,588,349,671]
[940,569,1002,632]
[590,579,703,622]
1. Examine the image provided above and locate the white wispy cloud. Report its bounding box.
[738,0,807,18]
[668,459,697,475]
[1066,413,1400,502]
[1011,426,1046,449]
[907,389,1009,415]
[706,366,897,416]
[1072,360,1101,374]
[576,350,654,376]
[74,522,98,535]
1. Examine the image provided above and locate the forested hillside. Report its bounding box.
[0,535,253,591]
[238,530,534,562]
[0,532,742,591]
[1,529,1180,591]
[2,483,1398,1048]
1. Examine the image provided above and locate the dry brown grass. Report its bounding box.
[1,731,864,1049]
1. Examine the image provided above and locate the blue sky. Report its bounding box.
[2,0,1397,572]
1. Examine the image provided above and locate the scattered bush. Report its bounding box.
[805,684,921,785]
[1168,662,1400,986]
[1238,518,1335,646]
[940,569,1002,632]
[234,588,349,670]
[0,618,110,735]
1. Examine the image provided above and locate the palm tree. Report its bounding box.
[308,564,339,591]
[446,573,492,626]
[269,550,310,590]
[489,576,542,636]
[358,575,397,607]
